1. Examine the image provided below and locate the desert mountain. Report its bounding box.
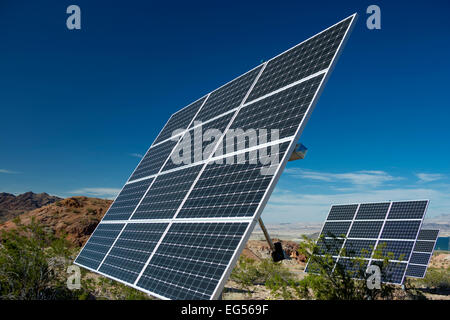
[0,191,61,222]
[0,196,112,246]
[0,194,306,262]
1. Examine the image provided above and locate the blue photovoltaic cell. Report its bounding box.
[75,223,124,270]
[417,229,439,241]
[405,229,439,279]
[98,223,168,283]
[327,204,358,221]
[375,240,414,261]
[370,261,407,284]
[225,74,325,147]
[136,222,249,300]
[132,165,203,220]
[162,112,233,172]
[177,142,290,219]
[307,199,429,285]
[248,16,353,101]
[409,252,431,265]
[129,139,179,182]
[348,221,383,239]
[102,178,154,221]
[320,221,351,238]
[342,239,376,258]
[414,240,436,252]
[405,264,427,278]
[191,66,263,123]
[76,15,357,299]
[380,221,422,240]
[387,200,428,219]
[153,97,206,145]
[355,202,390,220]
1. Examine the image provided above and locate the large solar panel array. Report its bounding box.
[405,229,439,278]
[75,14,357,299]
[305,200,429,284]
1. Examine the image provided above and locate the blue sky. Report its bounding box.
[1,1,449,222]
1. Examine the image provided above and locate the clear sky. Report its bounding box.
[1,1,449,223]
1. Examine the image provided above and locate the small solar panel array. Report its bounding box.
[75,14,357,299]
[405,229,439,278]
[305,200,434,284]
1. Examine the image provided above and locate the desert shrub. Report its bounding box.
[263,235,400,300]
[0,217,84,299]
[0,218,150,300]
[420,267,450,289]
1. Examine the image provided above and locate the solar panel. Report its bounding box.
[405,229,439,278]
[75,14,357,299]
[305,200,429,285]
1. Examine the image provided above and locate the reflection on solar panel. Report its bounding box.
[405,229,439,278]
[75,14,357,299]
[305,200,429,284]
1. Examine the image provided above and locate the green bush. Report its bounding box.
[0,218,150,300]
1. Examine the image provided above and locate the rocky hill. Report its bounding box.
[0,192,61,222]
[0,196,112,246]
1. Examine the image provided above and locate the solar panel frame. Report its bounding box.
[75,13,358,299]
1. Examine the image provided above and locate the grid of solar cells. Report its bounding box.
[162,112,234,171]
[176,142,290,219]
[136,222,248,300]
[327,204,358,220]
[306,200,429,285]
[348,221,383,239]
[335,258,368,279]
[406,229,439,278]
[342,239,376,258]
[414,240,436,252]
[387,200,428,219]
[375,240,414,261]
[225,74,325,150]
[153,97,206,145]
[247,16,352,101]
[132,165,203,220]
[102,178,154,220]
[321,221,351,238]
[98,223,168,283]
[128,139,179,182]
[405,264,427,278]
[191,66,263,123]
[76,14,357,299]
[409,252,431,265]
[370,261,407,284]
[74,223,124,270]
[355,202,390,220]
[380,221,422,240]
[417,229,439,241]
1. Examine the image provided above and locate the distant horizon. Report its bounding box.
[2,190,449,224]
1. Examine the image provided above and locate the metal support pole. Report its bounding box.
[258,217,275,251]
